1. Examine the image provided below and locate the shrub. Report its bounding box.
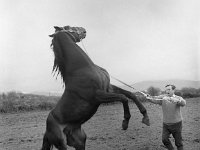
[0,91,58,113]
[0,99,17,113]
[37,101,55,110]
[147,86,161,96]
[181,87,200,98]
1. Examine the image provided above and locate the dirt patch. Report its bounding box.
[1,98,200,150]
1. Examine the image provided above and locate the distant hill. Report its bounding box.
[120,79,200,91]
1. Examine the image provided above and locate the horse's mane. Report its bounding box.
[51,36,66,84]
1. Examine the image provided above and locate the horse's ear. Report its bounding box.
[54,26,62,30]
[49,34,54,37]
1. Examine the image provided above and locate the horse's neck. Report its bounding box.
[60,37,94,72]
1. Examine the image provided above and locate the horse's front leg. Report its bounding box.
[95,90,131,130]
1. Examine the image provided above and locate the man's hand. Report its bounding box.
[163,97,171,101]
[165,97,181,104]
[145,94,153,100]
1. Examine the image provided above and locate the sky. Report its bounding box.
[0,0,199,93]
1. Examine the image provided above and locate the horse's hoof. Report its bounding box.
[142,115,150,126]
[122,120,129,130]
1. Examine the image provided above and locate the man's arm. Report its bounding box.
[153,94,167,99]
[146,96,162,105]
[172,96,186,107]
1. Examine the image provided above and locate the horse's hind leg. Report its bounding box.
[95,90,131,130]
[42,113,68,150]
[110,85,150,126]
[41,131,53,150]
[64,125,86,150]
[121,100,131,130]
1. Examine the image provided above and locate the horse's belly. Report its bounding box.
[53,99,99,124]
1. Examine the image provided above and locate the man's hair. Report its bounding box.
[165,84,176,90]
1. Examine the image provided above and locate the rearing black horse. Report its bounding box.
[41,26,150,150]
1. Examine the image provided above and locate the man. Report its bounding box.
[146,84,186,150]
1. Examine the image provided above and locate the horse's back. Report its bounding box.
[66,65,110,91]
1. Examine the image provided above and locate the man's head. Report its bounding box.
[165,84,176,96]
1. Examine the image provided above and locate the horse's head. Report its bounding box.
[49,25,86,42]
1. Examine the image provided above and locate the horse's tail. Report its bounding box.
[41,131,53,150]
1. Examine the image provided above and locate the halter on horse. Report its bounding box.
[41,25,150,150]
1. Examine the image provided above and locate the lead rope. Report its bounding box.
[110,75,149,97]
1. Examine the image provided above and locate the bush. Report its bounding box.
[0,91,58,113]
[174,90,183,96]
[37,101,55,110]
[0,99,17,113]
[181,87,200,98]
[147,86,161,96]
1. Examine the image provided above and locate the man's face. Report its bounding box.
[165,86,174,96]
